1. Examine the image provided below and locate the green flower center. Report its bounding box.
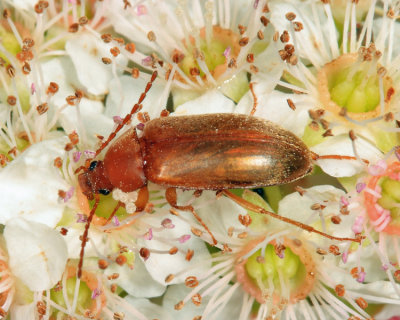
[318,47,394,120]
[50,277,92,314]
[377,176,400,224]
[179,26,240,80]
[245,244,306,298]
[328,65,380,113]
[90,193,129,221]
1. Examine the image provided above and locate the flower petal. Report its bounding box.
[4,218,68,291]
[0,138,69,226]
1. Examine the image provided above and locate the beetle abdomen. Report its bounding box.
[142,114,312,190]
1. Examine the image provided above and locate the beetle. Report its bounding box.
[76,71,361,278]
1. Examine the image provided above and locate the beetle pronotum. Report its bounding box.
[76,71,361,278]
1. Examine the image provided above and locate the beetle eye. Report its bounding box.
[89,161,98,171]
[99,189,110,195]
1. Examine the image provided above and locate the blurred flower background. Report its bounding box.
[0,0,400,319]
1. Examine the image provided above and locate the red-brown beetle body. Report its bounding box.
[79,113,313,195]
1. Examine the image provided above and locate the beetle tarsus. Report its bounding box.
[165,188,218,246]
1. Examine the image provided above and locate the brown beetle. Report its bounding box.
[76,71,360,278]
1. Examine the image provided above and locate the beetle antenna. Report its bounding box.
[77,194,100,278]
[89,71,158,164]
[221,190,362,243]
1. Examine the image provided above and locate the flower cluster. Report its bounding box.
[1,0,400,319]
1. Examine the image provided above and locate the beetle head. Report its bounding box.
[78,160,114,199]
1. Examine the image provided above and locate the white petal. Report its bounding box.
[4,218,68,291]
[59,98,114,147]
[124,296,174,320]
[278,185,356,244]
[66,33,127,95]
[9,302,35,320]
[311,134,382,177]
[163,284,244,320]
[0,138,69,226]
[252,91,310,137]
[105,75,165,120]
[41,57,76,110]
[137,209,212,285]
[174,90,235,115]
[106,257,166,298]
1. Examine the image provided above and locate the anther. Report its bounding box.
[102,57,112,65]
[349,130,357,141]
[47,82,59,94]
[69,23,79,33]
[331,215,342,224]
[79,16,88,26]
[174,301,184,310]
[6,65,15,78]
[384,112,394,122]
[355,297,368,309]
[125,43,135,54]
[101,34,113,43]
[191,293,202,306]
[186,249,194,261]
[110,47,120,57]
[169,247,178,255]
[335,284,345,297]
[329,245,340,256]
[239,37,249,46]
[280,31,290,43]
[115,254,127,266]
[293,21,303,31]
[147,31,156,42]
[238,214,252,227]
[22,62,31,75]
[165,274,174,283]
[287,99,296,110]
[285,12,296,21]
[228,58,237,68]
[140,247,150,260]
[247,53,254,63]
[98,259,109,269]
[3,9,10,19]
[113,37,125,45]
[394,270,400,282]
[36,103,49,115]
[238,232,248,239]
[7,96,16,106]
[238,25,246,35]
[36,301,46,315]
[191,227,203,237]
[185,276,199,288]
[113,312,125,320]
[260,16,269,27]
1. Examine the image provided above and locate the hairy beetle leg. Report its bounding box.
[221,190,362,243]
[165,188,218,245]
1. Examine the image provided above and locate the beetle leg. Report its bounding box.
[78,193,100,279]
[311,151,369,164]
[221,190,362,243]
[165,188,218,245]
[249,82,258,115]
